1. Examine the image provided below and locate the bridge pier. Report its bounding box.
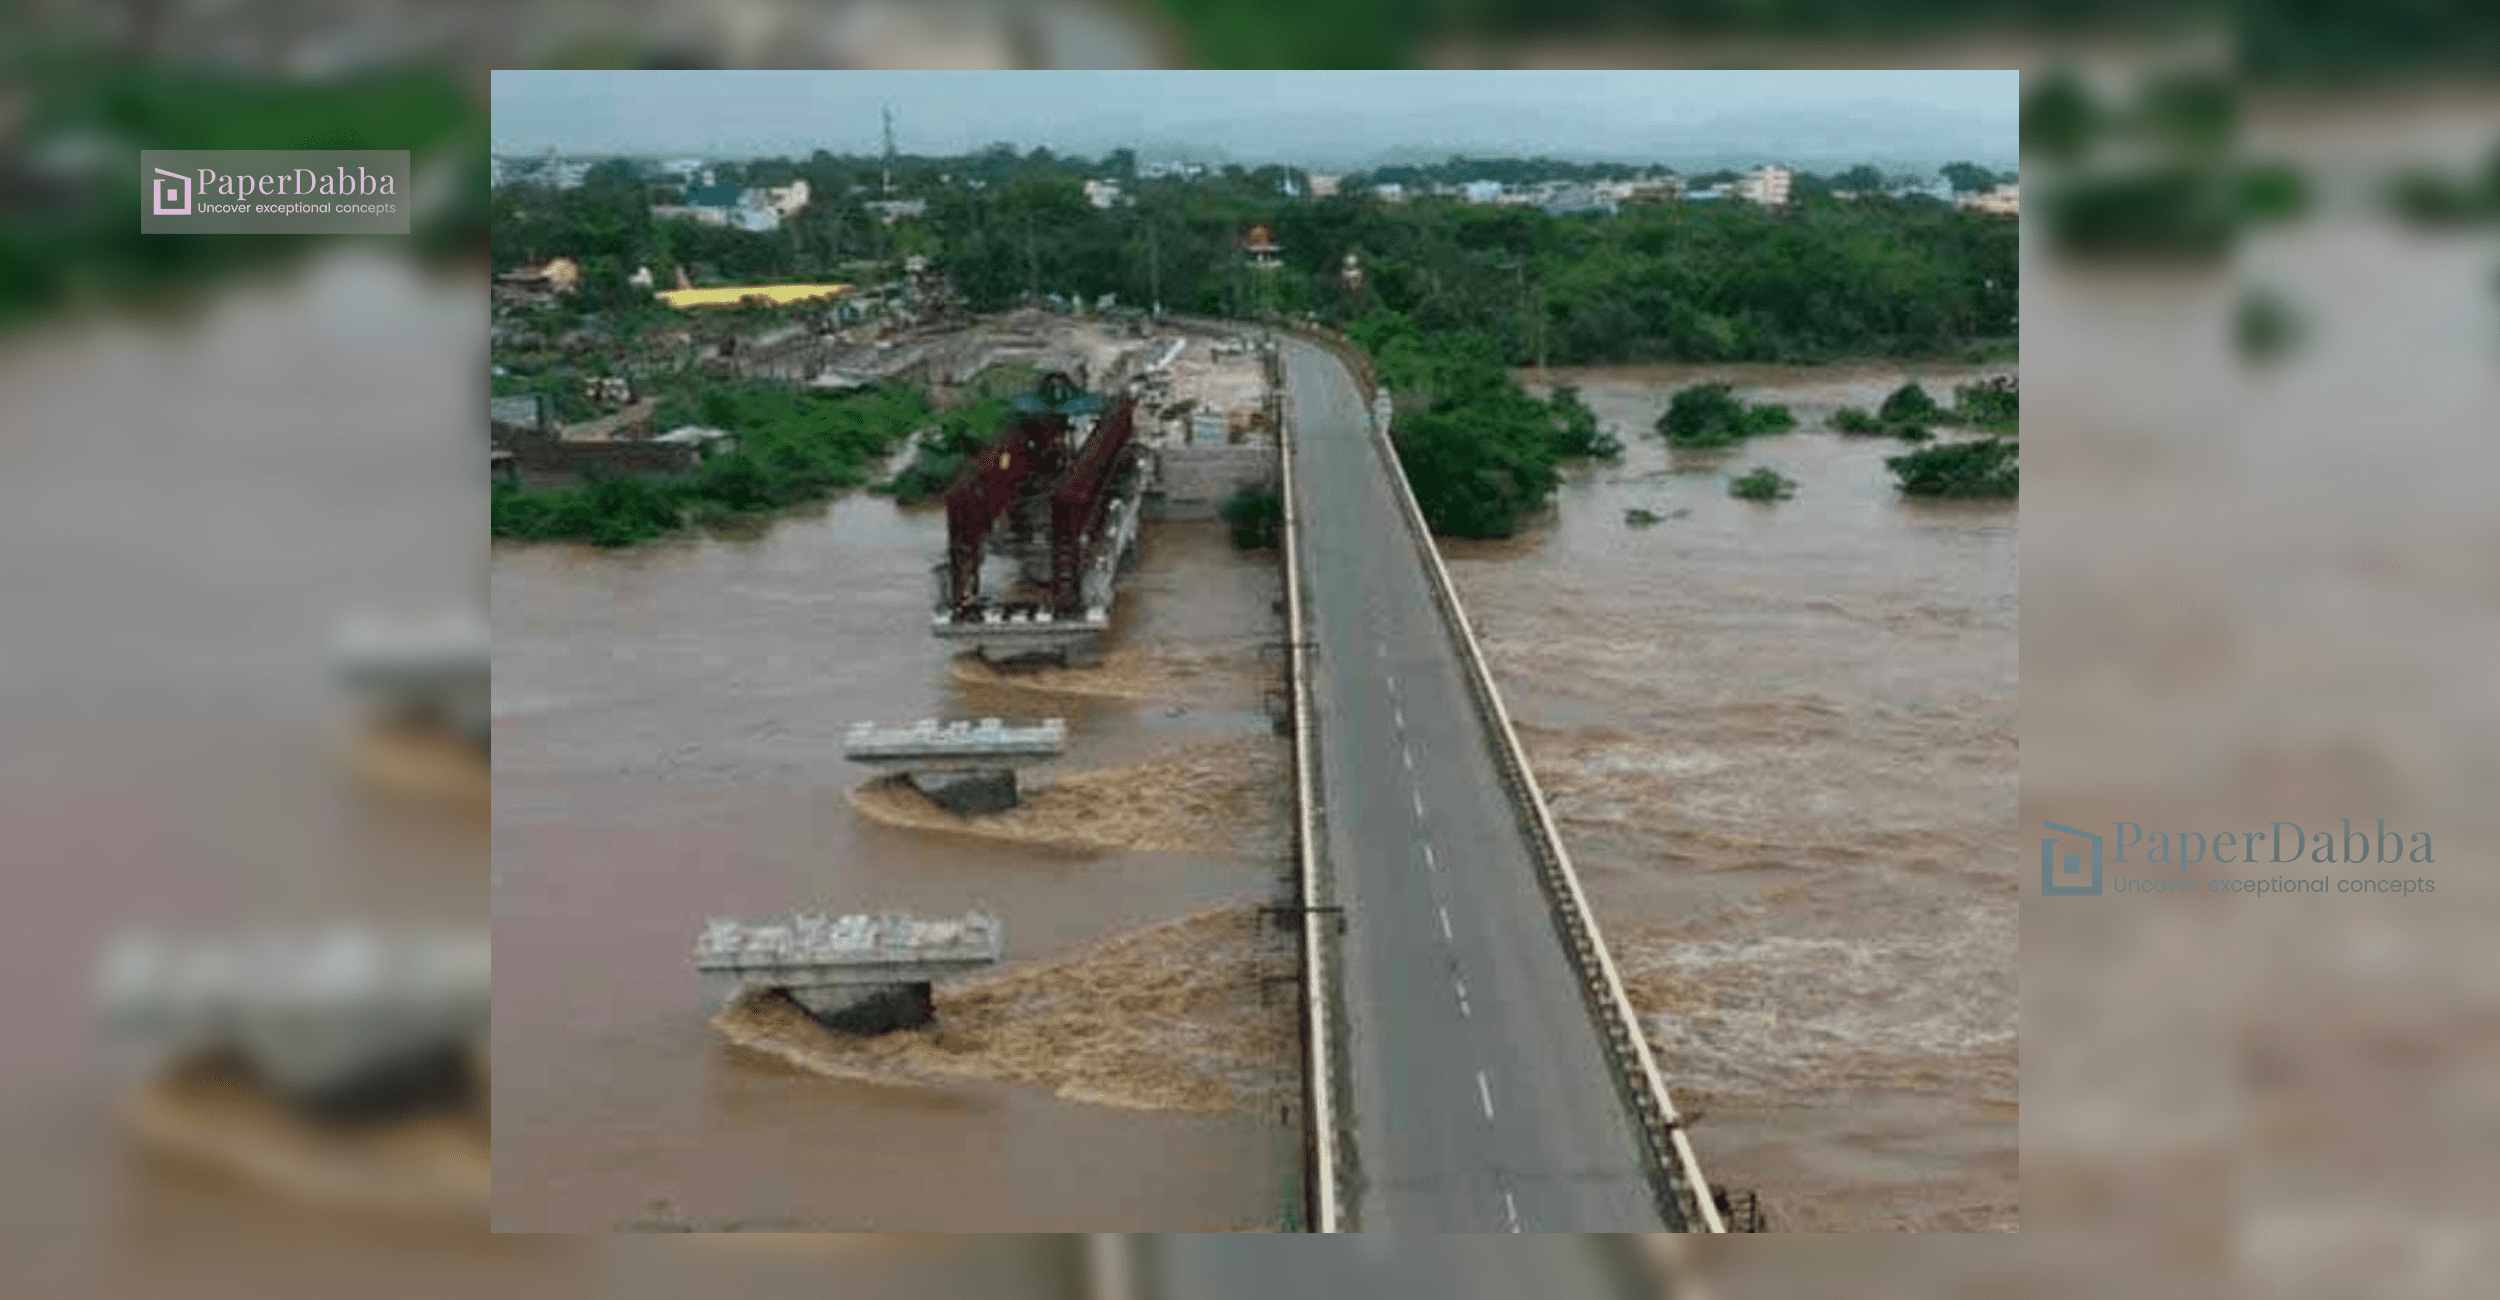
[790,981,938,1033]
[696,913,1003,1034]
[907,768,1021,814]
[846,718,1067,812]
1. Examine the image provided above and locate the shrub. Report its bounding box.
[1834,402,1935,440]
[1831,406,1885,434]
[1658,383,1794,447]
[1950,376,2019,430]
[1545,385,1623,460]
[1220,486,1284,549]
[1729,467,1798,501]
[1878,381,1941,425]
[1624,507,1663,527]
[1886,438,2019,497]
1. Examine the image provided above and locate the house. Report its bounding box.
[1461,180,1503,204]
[1537,184,1616,217]
[1733,165,1793,207]
[1083,178,1126,209]
[490,394,550,446]
[1371,182,1405,202]
[650,178,811,233]
[1306,173,1341,197]
[491,257,578,308]
[864,198,927,225]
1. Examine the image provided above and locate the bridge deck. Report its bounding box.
[1283,336,1664,1232]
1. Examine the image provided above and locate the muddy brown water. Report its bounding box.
[1482,362,2019,1231]
[491,489,1300,1232]
[494,359,2013,1233]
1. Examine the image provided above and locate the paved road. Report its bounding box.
[1142,1233,1640,1300]
[1282,336,1663,1231]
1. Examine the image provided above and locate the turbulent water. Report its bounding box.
[1469,363,2021,1231]
[492,496,1300,1232]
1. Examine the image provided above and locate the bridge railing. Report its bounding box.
[1275,334,1345,1233]
[1344,367,1729,1235]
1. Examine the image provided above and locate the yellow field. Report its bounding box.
[655,283,852,308]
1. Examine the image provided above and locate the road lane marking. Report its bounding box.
[1392,704,1405,731]
[1476,1070,1495,1120]
[1401,745,1414,770]
[1438,905,1452,940]
[1504,1191,1521,1232]
[1412,788,1425,817]
[1422,843,1435,870]
[1385,675,1399,700]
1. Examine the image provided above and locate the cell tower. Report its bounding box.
[882,106,896,196]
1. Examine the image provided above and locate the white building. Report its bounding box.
[1733,166,1793,207]
[1372,182,1405,202]
[1083,178,1126,209]
[1306,173,1342,197]
[649,178,810,233]
[1461,180,1503,204]
[1959,181,2019,216]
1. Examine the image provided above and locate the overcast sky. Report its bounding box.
[491,70,2017,171]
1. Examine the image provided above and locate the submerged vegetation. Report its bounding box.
[1729,467,1800,501]
[1657,382,1796,447]
[1355,312,1624,539]
[1834,377,2016,440]
[1886,438,2019,497]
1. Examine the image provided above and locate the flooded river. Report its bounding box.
[491,488,1300,1231]
[1475,362,2021,1231]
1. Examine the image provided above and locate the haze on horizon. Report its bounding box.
[490,69,2017,173]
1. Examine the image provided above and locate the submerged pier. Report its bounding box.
[844,717,1068,813]
[696,912,1003,1033]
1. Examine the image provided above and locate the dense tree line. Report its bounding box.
[497,152,2015,367]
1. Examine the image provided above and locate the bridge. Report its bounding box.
[1276,331,1723,1232]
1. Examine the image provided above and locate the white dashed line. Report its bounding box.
[1411,788,1425,817]
[1503,1191,1521,1232]
[1438,905,1453,940]
[1392,704,1405,731]
[1422,844,1435,870]
[1401,745,1414,770]
[1476,1070,1495,1120]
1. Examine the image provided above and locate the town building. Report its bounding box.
[1306,173,1342,198]
[1959,180,2020,216]
[1733,165,1793,207]
[864,198,928,225]
[491,257,579,309]
[650,178,810,232]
